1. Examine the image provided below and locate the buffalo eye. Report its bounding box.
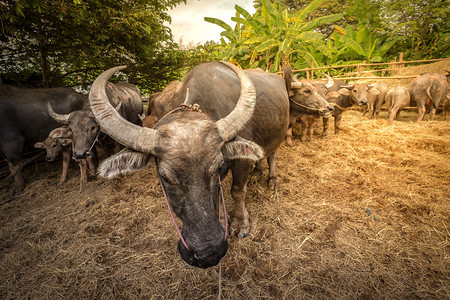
[353,89,357,92]
[52,143,57,148]
[304,89,311,94]
[90,124,97,131]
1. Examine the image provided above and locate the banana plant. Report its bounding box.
[332,24,398,63]
[205,0,343,72]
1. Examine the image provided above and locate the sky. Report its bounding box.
[167,0,256,46]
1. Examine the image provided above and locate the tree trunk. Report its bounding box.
[38,40,50,87]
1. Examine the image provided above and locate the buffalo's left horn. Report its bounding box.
[47,102,70,124]
[321,73,335,89]
[89,66,159,154]
[215,61,256,142]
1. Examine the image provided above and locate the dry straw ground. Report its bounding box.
[0,62,449,299]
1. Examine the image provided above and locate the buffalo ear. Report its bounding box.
[369,88,380,95]
[97,148,150,179]
[338,88,351,96]
[34,142,45,149]
[222,136,264,162]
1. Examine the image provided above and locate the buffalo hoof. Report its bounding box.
[230,220,250,238]
[267,176,278,190]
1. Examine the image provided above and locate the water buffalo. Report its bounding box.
[34,126,95,185]
[409,73,448,122]
[363,82,388,119]
[0,85,87,195]
[48,82,143,162]
[141,81,182,128]
[385,86,411,124]
[284,67,334,146]
[88,62,291,268]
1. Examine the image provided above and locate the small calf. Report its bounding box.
[35,126,95,185]
[385,86,410,124]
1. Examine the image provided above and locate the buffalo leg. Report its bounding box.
[428,107,437,121]
[7,161,25,195]
[60,150,71,184]
[230,160,252,238]
[322,117,330,137]
[301,122,307,143]
[389,107,399,124]
[267,152,277,190]
[87,157,96,176]
[417,105,426,122]
[334,112,343,134]
[308,124,314,141]
[286,126,294,146]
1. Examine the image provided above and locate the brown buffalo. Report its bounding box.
[141,81,182,128]
[363,82,388,119]
[409,73,448,122]
[385,86,411,124]
[285,67,334,146]
[34,126,95,184]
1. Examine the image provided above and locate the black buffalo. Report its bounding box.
[0,85,87,195]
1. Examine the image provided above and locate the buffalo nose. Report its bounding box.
[45,155,52,161]
[75,150,87,159]
[362,99,368,105]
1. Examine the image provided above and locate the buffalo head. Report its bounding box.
[89,62,261,268]
[284,67,334,116]
[339,83,378,106]
[47,105,100,159]
[34,126,72,161]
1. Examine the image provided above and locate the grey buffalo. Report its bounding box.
[385,86,411,124]
[48,82,143,162]
[89,62,291,268]
[409,73,448,122]
[0,85,87,195]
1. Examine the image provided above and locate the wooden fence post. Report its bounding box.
[311,61,315,79]
[358,60,366,76]
[398,52,404,74]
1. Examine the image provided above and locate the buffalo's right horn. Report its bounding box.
[47,102,70,124]
[89,66,159,154]
[215,61,256,142]
[321,73,335,89]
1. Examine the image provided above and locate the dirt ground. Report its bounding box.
[0,62,449,299]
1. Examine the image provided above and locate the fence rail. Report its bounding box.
[277,55,450,81]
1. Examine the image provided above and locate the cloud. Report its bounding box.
[167,0,256,45]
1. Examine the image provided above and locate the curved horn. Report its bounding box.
[47,102,70,124]
[215,61,256,142]
[321,73,335,89]
[89,66,159,154]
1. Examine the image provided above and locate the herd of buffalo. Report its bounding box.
[1,62,448,268]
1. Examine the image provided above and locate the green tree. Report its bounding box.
[0,0,186,92]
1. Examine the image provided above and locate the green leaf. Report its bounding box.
[296,0,325,22]
[255,39,279,52]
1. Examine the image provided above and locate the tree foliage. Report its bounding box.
[0,0,187,92]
